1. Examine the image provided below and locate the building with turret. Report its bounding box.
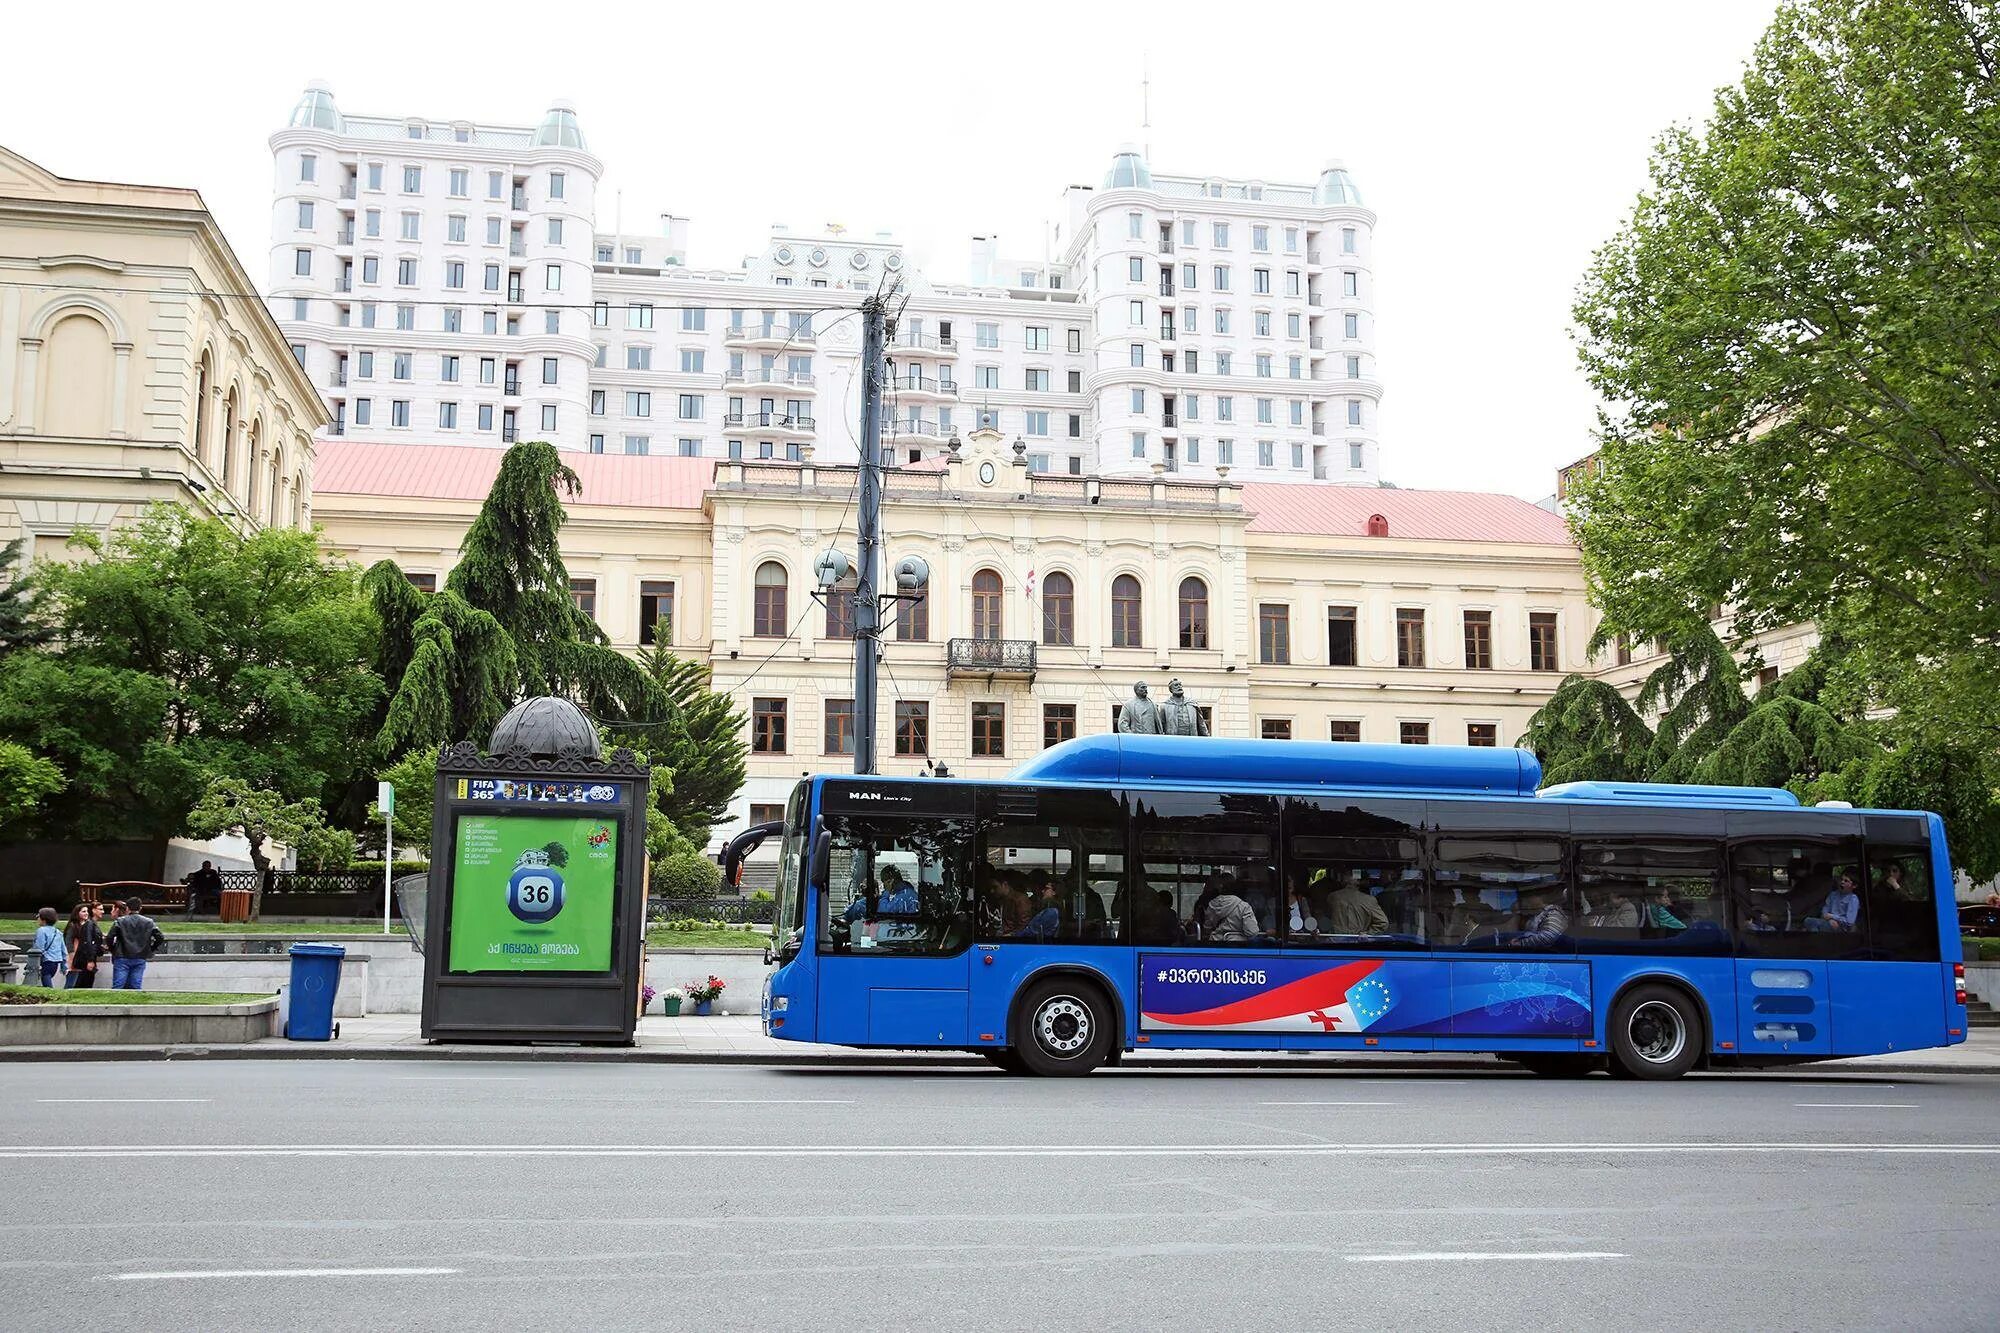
[269,88,1380,486]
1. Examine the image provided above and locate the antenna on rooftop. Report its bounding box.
[1141,52,1152,161]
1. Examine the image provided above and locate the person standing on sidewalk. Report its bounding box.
[107,897,164,990]
[64,904,105,989]
[31,908,65,987]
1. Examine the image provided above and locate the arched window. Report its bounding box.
[1178,576,1210,650]
[753,561,789,636]
[291,471,304,527]
[1041,571,1074,645]
[1111,574,1143,648]
[219,391,238,489]
[192,357,211,463]
[824,573,856,639]
[971,568,1003,641]
[267,456,281,525]
[245,420,262,507]
[895,586,928,642]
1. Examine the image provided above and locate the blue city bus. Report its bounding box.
[740,736,1969,1078]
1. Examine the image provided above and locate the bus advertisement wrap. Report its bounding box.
[448,812,618,973]
[1138,954,1592,1036]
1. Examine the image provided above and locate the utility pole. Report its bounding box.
[851,293,887,774]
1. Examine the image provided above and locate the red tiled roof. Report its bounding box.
[312,439,713,510]
[1241,483,1572,545]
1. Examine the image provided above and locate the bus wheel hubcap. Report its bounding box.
[1629,1001,1686,1064]
[1037,997,1090,1056]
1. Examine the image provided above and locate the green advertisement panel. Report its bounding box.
[447,812,619,973]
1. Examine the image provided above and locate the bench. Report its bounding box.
[78,881,191,915]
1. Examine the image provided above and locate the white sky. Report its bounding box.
[3,0,1777,499]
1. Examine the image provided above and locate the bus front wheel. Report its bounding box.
[1610,984,1703,1080]
[1015,977,1111,1077]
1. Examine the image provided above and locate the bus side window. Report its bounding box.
[1131,791,1279,948]
[1431,836,1571,952]
[1863,842,1937,962]
[1574,841,1727,954]
[975,787,1126,946]
[1729,836,1867,960]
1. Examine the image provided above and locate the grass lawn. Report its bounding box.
[647,926,767,950]
[0,983,270,1006]
[0,919,404,938]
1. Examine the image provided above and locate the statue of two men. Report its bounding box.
[1117,679,1207,737]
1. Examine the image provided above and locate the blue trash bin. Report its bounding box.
[285,943,344,1041]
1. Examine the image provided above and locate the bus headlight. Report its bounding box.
[770,995,789,1012]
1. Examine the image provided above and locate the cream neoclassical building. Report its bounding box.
[0,145,324,558]
[313,429,1598,846]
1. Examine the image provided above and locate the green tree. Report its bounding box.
[1688,695,1868,791]
[1569,0,2000,741]
[1518,676,1655,784]
[369,748,436,856]
[634,645,746,845]
[0,539,53,658]
[0,507,380,862]
[183,776,340,914]
[1635,627,1750,782]
[370,441,664,753]
[0,739,63,829]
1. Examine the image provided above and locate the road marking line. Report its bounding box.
[699,1098,856,1105]
[1258,1101,1402,1107]
[37,1098,211,1104]
[1794,1103,1919,1109]
[1345,1251,1625,1264]
[395,1077,527,1082]
[6,1142,1995,1160]
[111,1268,459,1281]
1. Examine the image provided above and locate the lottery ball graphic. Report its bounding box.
[508,866,566,923]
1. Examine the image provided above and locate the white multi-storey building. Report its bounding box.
[269,89,1380,485]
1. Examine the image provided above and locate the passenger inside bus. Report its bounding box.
[1199,876,1263,943]
[1321,869,1390,937]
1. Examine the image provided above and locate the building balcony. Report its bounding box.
[335,279,353,293]
[1309,335,1325,351]
[329,420,346,436]
[1308,294,1324,307]
[1308,250,1323,264]
[508,241,526,257]
[722,368,817,393]
[503,382,521,397]
[510,190,528,211]
[723,411,815,436]
[892,331,956,358]
[891,372,955,402]
[886,417,947,446]
[335,228,354,246]
[725,324,815,349]
[501,425,519,442]
[946,637,1036,681]
[329,370,347,387]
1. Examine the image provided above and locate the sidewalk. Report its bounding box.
[6,1011,1998,1073]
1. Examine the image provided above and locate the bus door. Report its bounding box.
[812,782,975,1048]
[969,785,1132,1045]
[1826,816,1949,1054]
[1726,812,1863,1058]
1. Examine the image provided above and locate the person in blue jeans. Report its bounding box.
[107,897,165,990]
[30,907,65,987]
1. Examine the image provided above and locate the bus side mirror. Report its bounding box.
[811,828,831,890]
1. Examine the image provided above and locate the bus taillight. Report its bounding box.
[1954,963,1967,1006]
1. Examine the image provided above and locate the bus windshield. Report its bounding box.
[772,781,809,962]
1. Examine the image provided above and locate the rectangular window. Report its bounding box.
[1329,720,1361,743]
[1212,222,1229,247]
[297,200,314,230]
[975,322,999,349]
[588,434,604,453]
[1467,723,1498,747]
[539,356,558,385]
[1345,313,1360,339]
[1348,399,1364,427]
[1254,268,1271,294]
[1258,604,1291,664]
[1463,610,1493,670]
[1042,704,1077,749]
[444,260,465,289]
[1025,368,1049,392]
[1261,719,1293,741]
[299,153,317,182]
[623,434,648,455]
[1128,212,1144,239]
[392,352,412,380]
[353,398,372,426]
[1025,325,1049,351]
[1130,344,1145,368]
[1128,256,1145,283]
[626,391,651,417]
[896,589,928,642]
[477,404,492,431]
[1068,413,1082,439]
[1396,608,1426,668]
[635,579,674,645]
[894,701,929,756]
[678,438,701,457]
[630,303,654,329]
[1342,227,1357,254]
[1258,440,1274,468]
[1025,410,1050,436]
[678,394,703,419]
[625,345,652,371]
[438,402,458,429]
[1399,722,1430,746]
[541,404,557,430]
[1328,604,1360,660]
[545,264,561,291]
[402,166,422,193]
[1213,265,1229,291]
[1067,328,1082,353]
[1129,299,1145,326]
[681,349,704,373]
[970,702,1006,757]
[570,578,597,620]
[549,170,565,200]
[751,698,787,753]
[1343,271,1359,297]
[1252,224,1269,251]
[294,248,312,276]
[395,305,414,331]
[391,399,410,427]
[1214,308,1230,334]
[1529,612,1560,671]
[823,699,856,756]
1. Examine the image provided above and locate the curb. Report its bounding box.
[0,1043,1994,1076]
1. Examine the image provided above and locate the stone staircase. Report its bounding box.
[1965,995,2000,1028]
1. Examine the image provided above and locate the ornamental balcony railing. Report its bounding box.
[946,637,1036,679]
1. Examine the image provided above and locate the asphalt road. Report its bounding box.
[3,1061,1996,1331]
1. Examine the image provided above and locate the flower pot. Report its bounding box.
[694,999,713,1016]
[663,998,682,1016]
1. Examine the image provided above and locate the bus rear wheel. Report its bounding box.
[1610,984,1703,1080]
[1015,977,1111,1077]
